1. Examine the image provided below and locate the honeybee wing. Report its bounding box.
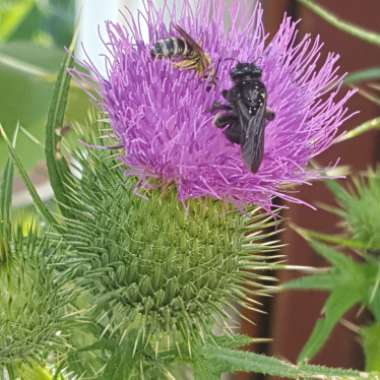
[173,24,212,77]
[236,98,267,173]
[173,24,205,54]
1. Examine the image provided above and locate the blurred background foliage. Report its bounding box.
[0,0,90,172]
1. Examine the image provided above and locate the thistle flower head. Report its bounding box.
[76,0,355,208]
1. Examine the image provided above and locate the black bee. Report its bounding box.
[211,63,275,173]
[151,24,214,82]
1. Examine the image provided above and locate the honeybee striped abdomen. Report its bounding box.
[150,24,214,87]
[151,37,190,59]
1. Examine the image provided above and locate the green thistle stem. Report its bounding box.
[335,117,380,143]
[298,0,380,47]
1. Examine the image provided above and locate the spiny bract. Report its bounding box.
[0,230,75,369]
[59,148,281,357]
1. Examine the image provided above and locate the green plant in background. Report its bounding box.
[0,0,75,46]
[0,0,89,172]
[2,0,380,379]
[0,149,78,380]
[285,170,380,370]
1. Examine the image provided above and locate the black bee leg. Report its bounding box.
[214,112,241,144]
[208,101,232,113]
[222,90,229,99]
[265,108,275,121]
[221,89,234,103]
[224,123,242,144]
[214,112,238,128]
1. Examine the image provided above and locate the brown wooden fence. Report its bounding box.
[237,1,380,379]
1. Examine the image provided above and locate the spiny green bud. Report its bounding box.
[327,169,380,251]
[59,152,280,357]
[0,231,76,371]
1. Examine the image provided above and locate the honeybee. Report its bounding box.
[210,63,275,173]
[150,24,215,84]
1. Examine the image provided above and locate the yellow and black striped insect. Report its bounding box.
[150,24,214,83]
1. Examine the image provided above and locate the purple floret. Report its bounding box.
[75,0,355,209]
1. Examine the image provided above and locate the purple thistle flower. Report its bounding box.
[75,0,355,209]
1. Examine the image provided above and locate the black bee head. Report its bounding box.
[230,63,262,82]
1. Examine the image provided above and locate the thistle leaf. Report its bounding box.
[201,345,374,379]
[211,335,257,349]
[193,355,221,380]
[307,240,357,272]
[361,323,380,372]
[16,364,54,380]
[283,272,338,291]
[298,287,361,363]
[45,44,75,217]
[0,160,13,230]
[0,124,57,226]
[345,67,380,85]
[0,154,14,261]
[292,223,368,250]
[283,239,376,362]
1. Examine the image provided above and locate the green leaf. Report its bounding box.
[192,335,264,379]
[308,240,357,272]
[0,156,13,261]
[361,323,380,372]
[17,363,53,380]
[368,285,380,322]
[193,355,221,380]
[0,42,60,171]
[0,0,35,41]
[345,68,380,85]
[201,345,373,379]
[292,223,369,250]
[284,239,375,362]
[298,286,361,363]
[45,45,74,216]
[282,272,338,291]
[325,179,352,203]
[212,334,257,349]
[0,41,91,172]
[0,157,14,235]
[0,124,57,226]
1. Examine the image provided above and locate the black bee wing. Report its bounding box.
[237,99,267,173]
[173,24,204,54]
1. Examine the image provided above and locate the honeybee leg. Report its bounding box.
[175,60,198,70]
[214,112,241,144]
[265,108,275,121]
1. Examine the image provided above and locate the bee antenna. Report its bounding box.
[221,57,238,64]
[213,57,238,79]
